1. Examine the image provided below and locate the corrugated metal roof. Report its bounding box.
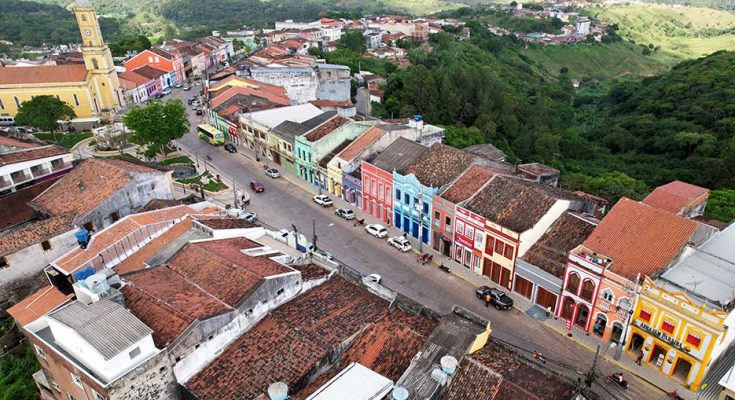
[306,362,393,400]
[48,300,152,360]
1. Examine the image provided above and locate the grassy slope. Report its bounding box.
[590,4,735,64]
[520,41,669,81]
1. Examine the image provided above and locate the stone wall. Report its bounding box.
[109,351,179,400]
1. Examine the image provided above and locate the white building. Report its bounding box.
[576,17,591,36]
[275,19,321,31]
[250,67,319,104]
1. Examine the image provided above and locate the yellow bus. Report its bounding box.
[197,124,225,145]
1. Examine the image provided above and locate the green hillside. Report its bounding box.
[590,4,735,64]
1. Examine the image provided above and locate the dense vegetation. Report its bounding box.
[1,0,126,47]
[0,346,40,400]
[477,9,564,34]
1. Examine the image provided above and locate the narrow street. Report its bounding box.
[169,87,664,400]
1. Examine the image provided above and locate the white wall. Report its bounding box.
[518,200,570,257]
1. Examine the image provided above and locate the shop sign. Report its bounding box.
[634,320,685,351]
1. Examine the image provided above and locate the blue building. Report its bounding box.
[393,144,476,246]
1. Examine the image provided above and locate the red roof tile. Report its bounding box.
[0,145,68,167]
[441,166,496,204]
[132,65,171,80]
[304,116,351,142]
[209,85,290,109]
[0,178,58,231]
[115,218,195,275]
[118,71,151,85]
[0,65,87,85]
[0,136,38,148]
[406,144,476,188]
[7,286,73,326]
[338,126,385,161]
[187,277,389,400]
[642,181,710,214]
[287,263,329,281]
[122,266,231,347]
[523,212,597,278]
[583,198,698,281]
[0,214,74,256]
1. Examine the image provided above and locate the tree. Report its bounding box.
[123,99,189,159]
[583,172,649,206]
[15,95,75,133]
[337,31,366,54]
[705,189,735,223]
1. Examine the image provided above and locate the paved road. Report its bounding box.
[169,87,662,400]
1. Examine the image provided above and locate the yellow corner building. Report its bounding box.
[626,224,735,393]
[0,0,124,121]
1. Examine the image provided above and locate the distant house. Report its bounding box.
[124,48,184,86]
[117,70,153,104]
[642,180,710,218]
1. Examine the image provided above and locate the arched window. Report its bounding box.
[601,289,614,303]
[580,279,595,302]
[562,297,575,320]
[91,58,99,70]
[566,273,580,294]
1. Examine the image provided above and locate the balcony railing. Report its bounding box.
[51,162,71,172]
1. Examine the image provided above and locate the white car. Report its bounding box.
[365,273,382,284]
[240,211,257,223]
[365,224,388,238]
[162,88,172,95]
[334,208,355,220]
[388,236,412,252]
[265,168,280,178]
[313,194,333,207]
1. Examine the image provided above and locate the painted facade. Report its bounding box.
[430,195,455,256]
[392,172,434,245]
[361,161,394,226]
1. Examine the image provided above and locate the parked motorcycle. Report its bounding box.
[606,372,629,389]
[666,390,685,400]
[417,253,433,265]
[353,218,365,227]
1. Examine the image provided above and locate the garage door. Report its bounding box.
[536,287,558,312]
[514,275,533,299]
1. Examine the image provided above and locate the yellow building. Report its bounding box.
[0,0,124,121]
[627,222,735,391]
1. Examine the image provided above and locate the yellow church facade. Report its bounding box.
[0,0,124,121]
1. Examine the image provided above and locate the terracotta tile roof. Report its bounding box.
[406,144,475,188]
[210,76,287,97]
[583,198,698,281]
[288,263,329,281]
[303,116,351,142]
[54,205,203,274]
[0,136,38,148]
[0,214,74,256]
[139,195,201,212]
[187,277,389,400]
[0,179,58,231]
[445,340,577,400]
[132,65,171,80]
[309,99,353,108]
[441,166,496,204]
[319,139,352,168]
[518,162,558,177]
[197,218,257,229]
[0,65,87,85]
[7,286,73,327]
[122,266,231,347]
[642,181,710,214]
[338,126,385,161]
[465,176,583,233]
[149,47,176,60]
[30,158,161,219]
[115,218,194,275]
[0,145,68,167]
[209,86,290,109]
[523,212,597,278]
[117,71,151,85]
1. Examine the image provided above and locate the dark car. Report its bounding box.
[250,180,264,192]
[475,286,514,310]
[224,143,236,153]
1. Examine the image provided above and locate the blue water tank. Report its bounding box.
[413,114,423,121]
[72,266,96,282]
[75,229,90,244]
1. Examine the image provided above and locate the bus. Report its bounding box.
[0,116,15,127]
[197,124,224,145]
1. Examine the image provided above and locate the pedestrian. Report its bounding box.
[545,306,552,318]
[484,292,491,308]
[636,351,643,366]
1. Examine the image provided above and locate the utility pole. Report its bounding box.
[311,219,317,260]
[585,344,600,388]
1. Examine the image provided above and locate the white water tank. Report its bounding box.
[268,382,288,400]
[84,273,110,294]
[441,355,458,375]
[391,386,409,400]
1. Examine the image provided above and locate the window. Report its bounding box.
[686,332,702,348]
[378,183,383,200]
[456,220,464,235]
[81,14,87,21]
[128,347,141,359]
[276,288,284,296]
[109,211,120,222]
[41,240,52,251]
[422,202,429,214]
[566,273,580,293]
[503,244,514,259]
[485,237,494,255]
[404,193,410,204]
[445,216,451,227]
[395,189,401,200]
[73,94,79,106]
[464,249,471,267]
[466,225,474,239]
[14,96,20,108]
[601,290,614,303]
[34,344,46,359]
[0,256,7,269]
[580,280,595,301]
[639,308,652,323]
[70,373,83,388]
[661,319,675,334]
[434,210,440,220]
[91,58,99,69]
[371,179,376,195]
[385,186,391,201]
[494,240,504,255]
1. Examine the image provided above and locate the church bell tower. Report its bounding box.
[74,0,124,117]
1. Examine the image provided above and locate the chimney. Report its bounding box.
[267,382,288,400]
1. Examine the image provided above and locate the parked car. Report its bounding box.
[152,93,164,99]
[162,88,172,95]
[313,194,333,207]
[173,83,183,89]
[334,208,355,220]
[475,286,514,310]
[191,100,201,107]
[183,86,192,91]
[365,274,382,284]
[265,168,280,178]
[365,224,388,238]
[250,180,264,192]
[226,208,257,222]
[187,98,194,105]
[224,143,237,153]
[387,236,412,252]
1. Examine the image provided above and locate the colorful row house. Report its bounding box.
[395,144,476,246]
[457,176,592,291]
[124,48,185,86]
[361,137,427,226]
[627,224,735,391]
[558,198,701,343]
[326,126,386,200]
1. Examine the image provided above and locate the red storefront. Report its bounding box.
[361,160,393,225]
